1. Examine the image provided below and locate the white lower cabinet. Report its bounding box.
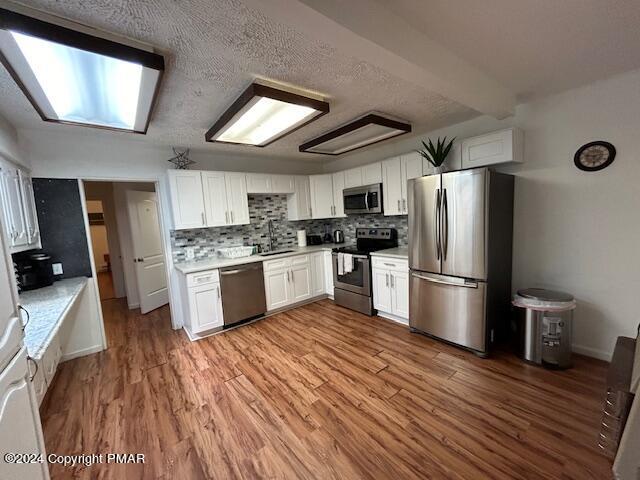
[372,256,409,322]
[0,348,49,480]
[264,253,328,311]
[323,251,334,297]
[181,269,224,335]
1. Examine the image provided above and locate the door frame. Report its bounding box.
[79,176,178,349]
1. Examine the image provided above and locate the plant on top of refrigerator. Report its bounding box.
[417,136,456,169]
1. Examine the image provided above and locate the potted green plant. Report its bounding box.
[417,136,455,174]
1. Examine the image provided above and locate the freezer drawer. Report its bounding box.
[409,271,487,352]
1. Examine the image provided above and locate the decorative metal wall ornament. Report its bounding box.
[167,147,195,169]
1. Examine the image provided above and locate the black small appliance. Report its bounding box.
[14,253,55,292]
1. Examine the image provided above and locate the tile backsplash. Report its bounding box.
[171,194,407,263]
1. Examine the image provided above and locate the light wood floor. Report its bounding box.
[96,271,115,300]
[41,298,612,479]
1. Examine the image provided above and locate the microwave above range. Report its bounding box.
[343,183,383,215]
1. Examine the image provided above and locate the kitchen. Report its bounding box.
[1,1,640,479]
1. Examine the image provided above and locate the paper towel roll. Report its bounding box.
[297,230,307,247]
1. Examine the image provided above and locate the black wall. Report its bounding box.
[24,179,92,279]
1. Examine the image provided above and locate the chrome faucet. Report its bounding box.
[268,219,276,252]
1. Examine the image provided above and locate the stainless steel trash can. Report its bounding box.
[512,288,576,369]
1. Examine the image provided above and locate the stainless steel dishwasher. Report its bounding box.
[219,262,267,326]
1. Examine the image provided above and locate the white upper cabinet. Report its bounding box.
[246,173,272,194]
[225,173,250,225]
[0,162,41,253]
[344,168,363,188]
[168,170,206,229]
[287,176,311,221]
[461,127,523,169]
[202,171,228,227]
[362,162,382,185]
[271,175,295,194]
[382,157,403,216]
[309,174,334,219]
[331,171,346,218]
[169,170,249,229]
[402,152,423,181]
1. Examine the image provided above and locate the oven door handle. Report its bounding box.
[332,253,368,260]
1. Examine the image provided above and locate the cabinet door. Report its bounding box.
[323,251,334,296]
[271,175,295,193]
[168,170,206,229]
[290,264,312,303]
[382,157,403,216]
[362,162,382,185]
[461,128,521,169]
[264,269,290,311]
[344,168,363,188]
[246,174,272,194]
[0,348,49,480]
[309,174,333,219]
[18,170,39,246]
[0,213,20,372]
[2,168,27,247]
[372,268,392,312]
[202,171,229,227]
[331,171,346,217]
[225,173,250,225]
[288,176,311,220]
[391,270,409,318]
[188,282,223,332]
[401,153,423,214]
[310,252,325,296]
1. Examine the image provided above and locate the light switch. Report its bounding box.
[185,247,195,260]
[52,263,63,275]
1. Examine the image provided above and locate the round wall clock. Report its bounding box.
[574,141,616,172]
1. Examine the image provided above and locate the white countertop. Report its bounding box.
[370,247,409,259]
[20,277,89,360]
[175,243,347,274]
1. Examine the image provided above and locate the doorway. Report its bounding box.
[83,181,170,344]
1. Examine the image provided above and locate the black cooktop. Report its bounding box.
[332,227,397,256]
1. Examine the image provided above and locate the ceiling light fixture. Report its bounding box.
[0,7,164,133]
[205,83,329,147]
[299,113,412,155]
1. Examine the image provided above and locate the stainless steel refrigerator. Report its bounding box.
[408,168,514,356]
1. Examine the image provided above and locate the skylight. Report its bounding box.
[0,7,164,133]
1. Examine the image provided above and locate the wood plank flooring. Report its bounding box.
[40,298,612,479]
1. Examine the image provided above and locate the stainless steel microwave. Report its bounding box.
[343,183,383,215]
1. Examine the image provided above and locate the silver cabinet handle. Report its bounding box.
[383,262,396,267]
[201,212,205,224]
[19,305,29,329]
[309,207,312,217]
[397,199,400,211]
[225,211,229,223]
[385,273,389,287]
[217,286,220,299]
[286,270,290,283]
[27,356,38,381]
[402,199,407,212]
[390,274,394,288]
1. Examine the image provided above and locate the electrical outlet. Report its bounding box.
[52,263,63,275]
[185,247,195,260]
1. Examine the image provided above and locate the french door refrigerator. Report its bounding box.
[407,168,514,355]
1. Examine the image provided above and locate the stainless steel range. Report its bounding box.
[332,227,397,315]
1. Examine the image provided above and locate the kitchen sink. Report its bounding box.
[259,249,294,257]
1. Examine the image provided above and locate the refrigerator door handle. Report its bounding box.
[442,188,449,260]
[435,189,441,260]
[411,272,478,289]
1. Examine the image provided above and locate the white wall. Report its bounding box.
[0,112,29,169]
[325,67,640,360]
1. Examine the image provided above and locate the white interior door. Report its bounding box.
[126,191,169,314]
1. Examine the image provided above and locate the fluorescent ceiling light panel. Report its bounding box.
[0,8,164,133]
[206,83,329,147]
[299,114,411,155]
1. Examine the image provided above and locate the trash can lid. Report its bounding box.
[517,288,574,302]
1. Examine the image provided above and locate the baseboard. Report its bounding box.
[61,344,104,362]
[127,302,140,310]
[572,343,612,362]
[377,311,409,326]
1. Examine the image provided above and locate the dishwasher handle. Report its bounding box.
[220,264,263,275]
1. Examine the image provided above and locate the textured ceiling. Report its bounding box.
[384,0,640,102]
[0,0,475,161]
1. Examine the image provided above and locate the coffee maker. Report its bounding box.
[14,252,54,292]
